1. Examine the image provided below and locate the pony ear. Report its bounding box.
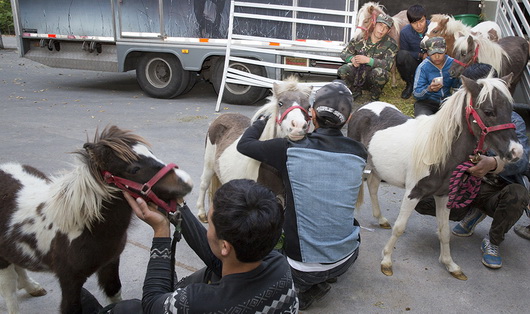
[461,75,480,96]
[440,17,449,26]
[466,35,474,47]
[501,73,514,87]
[272,82,280,96]
[457,31,466,38]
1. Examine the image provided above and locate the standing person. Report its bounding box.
[396,4,430,99]
[415,63,530,269]
[413,36,460,116]
[237,80,368,310]
[338,13,398,101]
[83,179,298,313]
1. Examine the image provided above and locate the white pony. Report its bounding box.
[348,75,521,280]
[196,78,313,222]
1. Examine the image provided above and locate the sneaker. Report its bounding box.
[514,224,530,240]
[481,238,502,268]
[452,207,486,237]
[298,282,331,310]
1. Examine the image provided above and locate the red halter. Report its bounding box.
[276,105,310,126]
[453,44,480,68]
[465,98,515,155]
[356,11,378,40]
[102,163,179,213]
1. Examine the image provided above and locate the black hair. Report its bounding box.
[211,179,284,263]
[407,4,426,23]
[461,63,498,80]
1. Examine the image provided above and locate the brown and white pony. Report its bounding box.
[348,74,521,280]
[196,77,312,222]
[422,14,502,57]
[0,126,193,314]
[352,1,408,87]
[449,35,529,93]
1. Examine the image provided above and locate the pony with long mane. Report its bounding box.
[352,2,408,87]
[449,35,530,93]
[196,77,312,222]
[0,126,193,314]
[348,74,522,280]
[422,14,502,57]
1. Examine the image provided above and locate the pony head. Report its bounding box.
[461,74,522,162]
[251,77,312,139]
[352,2,384,40]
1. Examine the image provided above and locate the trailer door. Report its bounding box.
[118,0,164,39]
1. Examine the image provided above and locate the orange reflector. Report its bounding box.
[182,49,189,54]
[199,38,209,42]
[48,34,56,38]
[269,42,280,46]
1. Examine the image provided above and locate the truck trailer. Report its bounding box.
[10,0,357,105]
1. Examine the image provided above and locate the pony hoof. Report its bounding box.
[29,288,47,297]
[379,222,392,229]
[450,271,468,281]
[381,265,393,276]
[198,214,208,223]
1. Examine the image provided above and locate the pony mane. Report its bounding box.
[411,77,512,178]
[430,14,470,35]
[359,1,385,16]
[454,35,509,73]
[46,126,149,233]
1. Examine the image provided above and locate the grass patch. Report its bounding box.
[352,78,415,117]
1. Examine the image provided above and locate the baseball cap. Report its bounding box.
[376,13,394,28]
[313,80,352,127]
[425,37,446,55]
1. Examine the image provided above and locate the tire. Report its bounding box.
[212,59,268,105]
[136,53,190,99]
[181,71,198,95]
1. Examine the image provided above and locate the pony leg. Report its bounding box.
[367,173,391,229]
[58,274,87,314]
[97,258,122,303]
[196,143,217,223]
[0,264,20,314]
[14,266,47,297]
[434,196,467,280]
[381,195,418,276]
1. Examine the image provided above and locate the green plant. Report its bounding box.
[0,0,14,35]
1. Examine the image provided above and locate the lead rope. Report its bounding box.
[447,161,482,209]
[167,204,184,289]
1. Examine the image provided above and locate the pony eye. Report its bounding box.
[484,111,495,117]
[278,101,284,107]
[130,166,141,174]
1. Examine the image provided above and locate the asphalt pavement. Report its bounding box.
[1,41,530,313]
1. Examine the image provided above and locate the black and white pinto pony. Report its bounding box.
[0,126,193,314]
[449,35,530,94]
[348,74,522,280]
[196,77,312,222]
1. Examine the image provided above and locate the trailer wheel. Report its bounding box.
[181,71,198,95]
[136,53,189,99]
[212,59,268,105]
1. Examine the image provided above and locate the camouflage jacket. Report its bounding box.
[340,35,398,72]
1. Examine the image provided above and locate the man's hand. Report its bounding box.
[123,192,171,237]
[428,81,442,92]
[467,155,498,178]
[353,55,370,65]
